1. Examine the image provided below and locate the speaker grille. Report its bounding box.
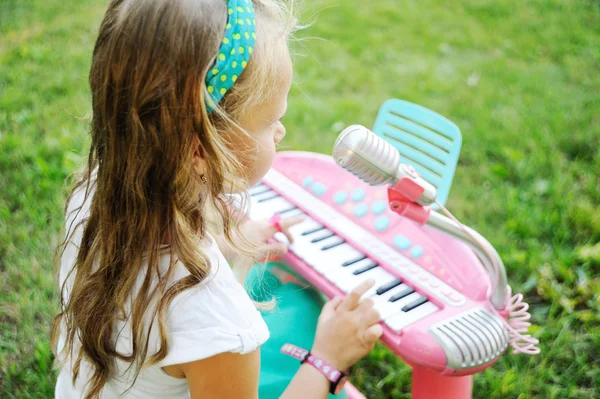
[429,307,509,369]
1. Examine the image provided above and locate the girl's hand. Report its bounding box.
[310,280,383,371]
[238,214,304,260]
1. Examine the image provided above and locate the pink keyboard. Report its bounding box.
[249,151,510,376]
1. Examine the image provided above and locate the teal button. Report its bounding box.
[311,182,327,196]
[353,203,368,217]
[410,245,424,258]
[351,188,366,202]
[393,235,411,250]
[374,216,390,232]
[302,176,313,187]
[334,191,348,205]
[372,200,387,215]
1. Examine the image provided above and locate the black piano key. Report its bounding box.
[258,193,279,202]
[321,240,345,251]
[278,206,297,215]
[352,262,378,275]
[389,286,414,302]
[341,254,366,267]
[401,296,428,312]
[249,185,270,196]
[376,279,402,295]
[301,225,324,236]
[310,232,334,243]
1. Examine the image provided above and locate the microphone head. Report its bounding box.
[332,125,400,186]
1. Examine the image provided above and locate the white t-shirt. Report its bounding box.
[54,184,269,398]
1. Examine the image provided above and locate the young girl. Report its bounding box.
[52,0,382,398]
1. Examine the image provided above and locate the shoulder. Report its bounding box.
[158,237,270,367]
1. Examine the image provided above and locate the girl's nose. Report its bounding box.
[274,126,286,144]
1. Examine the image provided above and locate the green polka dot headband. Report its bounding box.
[205,0,257,113]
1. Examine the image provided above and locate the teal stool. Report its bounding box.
[246,262,348,399]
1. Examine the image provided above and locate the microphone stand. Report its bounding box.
[386,179,510,311]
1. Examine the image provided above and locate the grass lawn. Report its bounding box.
[1,0,598,398]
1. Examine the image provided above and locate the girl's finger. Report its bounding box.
[260,220,282,241]
[338,279,375,312]
[279,215,305,243]
[363,324,383,344]
[320,296,343,319]
[355,297,375,311]
[281,215,305,228]
[360,308,381,329]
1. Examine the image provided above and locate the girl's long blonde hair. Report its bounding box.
[51,1,297,398]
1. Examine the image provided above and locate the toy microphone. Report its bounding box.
[332,125,437,206]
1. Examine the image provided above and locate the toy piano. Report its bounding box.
[246,100,536,399]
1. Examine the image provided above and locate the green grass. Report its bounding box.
[1,0,598,397]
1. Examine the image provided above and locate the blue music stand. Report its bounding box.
[372,99,462,207]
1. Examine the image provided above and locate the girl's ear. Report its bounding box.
[192,135,207,175]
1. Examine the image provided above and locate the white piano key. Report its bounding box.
[274,232,289,244]
[256,204,293,221]
[268,196,294,210]
[301,236,345,266]
[289,217,321,232]
[385,302,439,333]
[249,192,281,219]
[294,231,334,260]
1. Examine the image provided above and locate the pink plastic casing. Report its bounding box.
[258,152,509,377]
